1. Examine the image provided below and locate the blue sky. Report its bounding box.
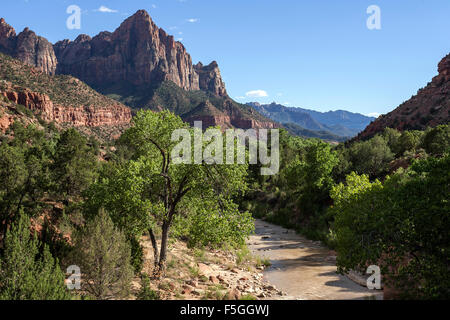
[2,0,450,116]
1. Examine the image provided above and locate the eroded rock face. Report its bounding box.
[0,11,228,97]
[357,54,450,140]
[53,10,226,97]
[0,19,57,75]
[0,111,14,133]
[54,10,197,91]
[0,18,16,53]
[194,61,227,96]
[1,89,132,127]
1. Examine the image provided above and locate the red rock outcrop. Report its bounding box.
[0,12,227,97]
[194,61,227,97]
[0,110,14,133]
[53,10,226,96]
[357,54,450,140]
[0,19,57,75]
[1,89,131,127]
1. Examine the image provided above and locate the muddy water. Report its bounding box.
[248,219,383,300]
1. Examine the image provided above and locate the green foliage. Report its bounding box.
[382,127,402,152]
[84,161,152,237]
[172,198,254,248]
[346,135,394,178]
[71,209,134,300]
[282,140,338,233]
[137,274,160,300]
[396,130,423,156]
[331,155,450,299]
[129,236,144,274]
[423,125,450,155]
[15,104,34,118]
[0,213,71,300]
[52,128,98,199]
[283,122,348,142]
[0,123,55,238]
[94,110,252,272]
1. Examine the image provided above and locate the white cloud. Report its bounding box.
[96,6,118,13]
[367,112,381,118]
[186,18,199,23]
[152,4,157,9]
[245,90,269,98]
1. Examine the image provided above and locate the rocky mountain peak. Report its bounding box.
[0,18,16,54]
[74,34,92,43]
[194,61,227,97]
[0,12,229,98]
[0,18,16,38]
[0,21,57,75]
[437,53,450,78]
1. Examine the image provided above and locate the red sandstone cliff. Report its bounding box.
[1,89,131,127]
[53,10,226,97]
[0,18,57,75]
[0,52,132,135]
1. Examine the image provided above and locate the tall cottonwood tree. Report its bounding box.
[93,110,250,276]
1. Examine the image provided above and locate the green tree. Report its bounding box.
[382,127,401,154]
[0,212,71,300]
[52,128,98,200]
[284,141,338,216]
[83,161,154,272]
[423,125,450,156]
[71,209,133,300]
[0,144,27,237]
[396,130,423,156]
[331,154,450,299]
[348,135,394,178]
[137,274,160,300]
[99,110,251,275]
[0,123,54,239]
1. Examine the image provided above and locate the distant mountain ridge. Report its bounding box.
[247,102,375,138]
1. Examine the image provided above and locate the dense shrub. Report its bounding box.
[0,213,71,300]
[71,209,134,300]
[331,154,450,299]
[172,198,255,248]
[423,125,450,156]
